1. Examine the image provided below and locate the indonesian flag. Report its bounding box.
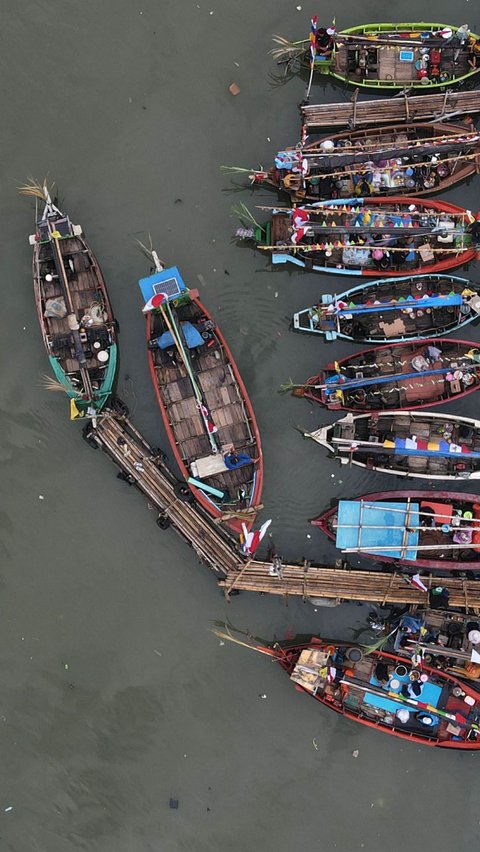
[143,292,165,312]
[241,519,272,556]
[411,574,428,593]
[197,402,218,434]
[309,15,318,61]
[291,207,310,244]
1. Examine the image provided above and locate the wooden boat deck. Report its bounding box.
[301,90,480,130]
[148,297,261,523]
[35,235,114,377]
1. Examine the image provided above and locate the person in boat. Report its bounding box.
[224,449,255,470]
[429,586,450,610]
[468,36,480,68]
[468,215,480,243]
[374,661,391,685]
[315,27,334,56]
[401,680,422,700]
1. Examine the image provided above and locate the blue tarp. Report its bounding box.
[155,321,204,350]
[336,293,462,316]
[336,500,419,560]
[364,672,441,719]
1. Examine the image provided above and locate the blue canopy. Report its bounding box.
[336,500,419,560]
[155,321,204,350]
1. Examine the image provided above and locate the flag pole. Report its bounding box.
[304,15,318,102]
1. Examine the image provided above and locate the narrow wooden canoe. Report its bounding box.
[252,197,478,277]
[302,410,480,480]
[293,338,480,412]
[28,183,117,415]
[251,123,480,203]
[274,22,480,91]
[312,490,480,571]
[139,261,263,534]
[293,274,480,342]
[276,638,480,748]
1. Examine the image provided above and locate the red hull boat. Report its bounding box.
[276,638,480,749]
[296,338,480,412]
[312,490,480,571]
[139,261,263,535]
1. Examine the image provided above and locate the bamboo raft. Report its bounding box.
[219,561,480,611]
[301,90,480,131]
[83,409,241,576]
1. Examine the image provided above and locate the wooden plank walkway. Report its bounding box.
[84,408,480,612]
[219,561,480,611]
[302,90,480,131]
[84,409,240,576]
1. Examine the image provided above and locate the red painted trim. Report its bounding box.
[273,641,480,749]
[312,489,480,571]
[145,295,263,535]
[304,338,480,412]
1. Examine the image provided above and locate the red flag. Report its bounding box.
[411,574,428,592]
[241,519,272,556]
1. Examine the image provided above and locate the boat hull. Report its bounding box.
[276,639,480,748]
[307,409,480,481]
[301,23,480,91]
[264,196,477,278]
[32,219,117,414]
[259,122,480,203]
[293,274,478,342]
[312,490,480,571]
[146,295,263,534]
[302,338,480,412]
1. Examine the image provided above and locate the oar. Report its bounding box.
[157,299,219,453]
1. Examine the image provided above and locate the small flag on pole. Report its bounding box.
[142,292,165,312]
[196,402,218,434]
[411,574,428,593]
[309,15,318,64]
[241,519,272,556]
[70,398,82,420]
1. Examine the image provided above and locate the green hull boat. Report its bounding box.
[273,22,480,91]
[23,181,118,417]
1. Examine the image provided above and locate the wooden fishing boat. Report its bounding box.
[312,490,480,570]
[292,274,480,342]
[302,410,480,480]
[278,639,480,748]
[273,22,480,91]
[23,180,117,415]
[250,197,479,278]
[216,627,480,748]
[250,123,480,203]
[138,253,263,534]
[290,339,480,412]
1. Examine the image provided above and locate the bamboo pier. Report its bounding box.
[301,90,480,131]
[219,561,480,611]
[84,409,240,576]
[84,409,480,613]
